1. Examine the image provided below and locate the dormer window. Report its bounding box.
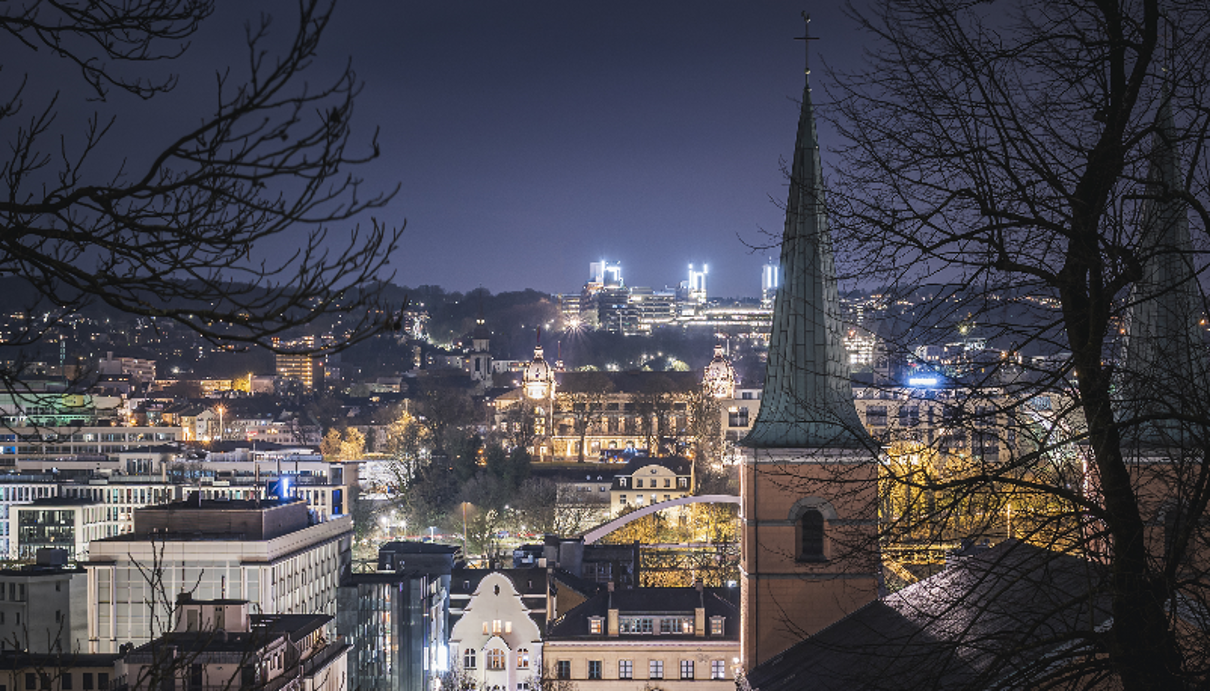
[588,617,604,634]
[710,616,725,635]
[619,478,628,488]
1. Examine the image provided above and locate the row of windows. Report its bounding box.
[864,405,1000,428]
[16,672,108,690]
[593,615,725,636]
[462,648,531,670]
[617,493,684,506]
[616,477,687,489]
[555,659,728,681]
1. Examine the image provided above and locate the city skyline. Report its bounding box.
[5,2,868,300]
[353,1,862,298]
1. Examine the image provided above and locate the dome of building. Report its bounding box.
[703,343,736,398]
[523,345,555,399]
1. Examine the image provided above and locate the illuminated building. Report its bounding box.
[542,585,739,691]
[275,351,323,391]
[85,498,352,653]
[447,571,545,691]
[687,263,709,304]
[760,260,779,309]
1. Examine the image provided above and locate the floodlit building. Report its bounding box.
[610,456,692,515]
[84,498,352,653]
[447,571,545,691]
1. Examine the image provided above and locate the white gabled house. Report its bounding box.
[448,572,544,691]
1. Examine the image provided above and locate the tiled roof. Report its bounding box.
[747,541,1111,691]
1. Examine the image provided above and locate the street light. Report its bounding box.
[461,502,470,555]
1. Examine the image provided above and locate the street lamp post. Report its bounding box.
[462,502,469,556]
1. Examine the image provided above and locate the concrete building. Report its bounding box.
[0,427,185,463]
[84,498,352,653]
[0,551,89,654]
[97,353,156,386]
[8,498,117,562]
[276,352,323,392]
[0,652,118,691]
[0,478,59,557]
[543,585,739,691]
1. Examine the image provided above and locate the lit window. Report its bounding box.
[487,649,506,670]
[710,616,725,635]
[711,660,726,680]
[516,649,530,669]
[589,617,603,634]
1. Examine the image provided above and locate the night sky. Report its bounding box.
[16,2,870,300]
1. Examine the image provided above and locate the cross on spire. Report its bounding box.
[794,12,819,75]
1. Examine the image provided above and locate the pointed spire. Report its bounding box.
[1118,89,1207,447]
[743,21,869,449]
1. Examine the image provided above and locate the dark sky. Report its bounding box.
[13,1,870,300]
[327,1,870,299]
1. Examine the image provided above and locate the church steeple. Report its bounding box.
[738,18,880,670]
[743,15,869,450]
[1118,90,1208,447]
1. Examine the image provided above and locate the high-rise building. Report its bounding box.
[687,264,709,304]
[761,260,779,308]
[588,260,623,288]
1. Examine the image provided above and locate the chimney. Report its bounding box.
[694,580,706,637]
[607,582,619,637]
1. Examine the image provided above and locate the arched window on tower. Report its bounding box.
[799,509,825,560]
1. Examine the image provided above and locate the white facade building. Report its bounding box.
[84,499,352,653]
[449,572,545,691]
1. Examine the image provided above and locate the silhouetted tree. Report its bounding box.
[0,0,400,391]
[821,1,1210,688]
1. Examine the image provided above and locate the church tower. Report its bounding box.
[739,19,880,669]
[1117,91,1208,449]
[468,317,493,388]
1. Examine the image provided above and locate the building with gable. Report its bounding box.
[609,456,692,515]
[447,571,545,691]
